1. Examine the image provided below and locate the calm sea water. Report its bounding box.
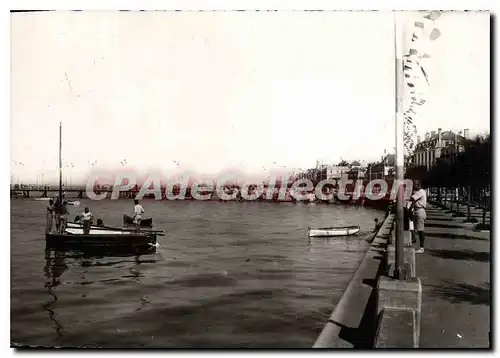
[11,198,382,348]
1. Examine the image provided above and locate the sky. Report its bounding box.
[10,10,490,184]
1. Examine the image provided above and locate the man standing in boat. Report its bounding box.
[59,201,69,234]
[53,198,62,233]
[46,199,55,234]
[81,207,93,235]
[133,199,145,232]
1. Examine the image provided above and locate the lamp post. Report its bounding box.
[394,11,406,279]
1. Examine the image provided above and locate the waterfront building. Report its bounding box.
[409,128,468,170]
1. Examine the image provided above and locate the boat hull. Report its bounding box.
[46,232,157,249]
[308,226,360,237]
[123,214,153,227]
[48,222,157,248]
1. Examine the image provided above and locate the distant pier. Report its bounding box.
[10,184,394,210]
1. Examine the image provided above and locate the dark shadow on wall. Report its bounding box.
[428,249,490,263]
[429,280,490,306]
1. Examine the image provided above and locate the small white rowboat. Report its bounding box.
[308,225,360,237]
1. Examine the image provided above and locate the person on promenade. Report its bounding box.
[406,199,416,245]
[81,207,93,235]
[410,180,427,253]
[385,199,396,218]
[133,199,145,232]
[45,199,55,234]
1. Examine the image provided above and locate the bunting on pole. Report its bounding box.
[402,10,442,154]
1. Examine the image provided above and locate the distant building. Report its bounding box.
[295,162,371,182]
[350,161,361,169]
[326,165,350,179]
[410,128,468,170]
[369,154,395,180]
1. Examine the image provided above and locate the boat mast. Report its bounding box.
[59,122,63,202]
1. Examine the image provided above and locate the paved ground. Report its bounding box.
[415,204,491,348]
[437,201,491,224]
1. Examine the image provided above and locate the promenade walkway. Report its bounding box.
[416,203,491,348]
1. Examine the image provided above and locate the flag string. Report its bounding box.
[402,11,442,155]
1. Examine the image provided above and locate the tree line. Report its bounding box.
[405,134,491,228]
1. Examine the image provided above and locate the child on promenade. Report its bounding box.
[410,180,427,253]
[406,200,416,245]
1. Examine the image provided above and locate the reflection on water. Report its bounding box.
[12,199,382,348]
[41,247,158,344]
[43,249,66,339]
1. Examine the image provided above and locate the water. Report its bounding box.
[11,199,382,348]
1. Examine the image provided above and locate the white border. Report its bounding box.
[3,0,498,10]
[4,1,496,357]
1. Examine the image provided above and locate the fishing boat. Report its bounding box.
[45,123,163,249]
[50,219,163,249]
[47,222,162,248]
[123,214,153,227]
[308,225,360,237]
[46,229,158,249]
[65,222,144,234]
